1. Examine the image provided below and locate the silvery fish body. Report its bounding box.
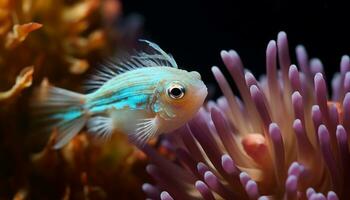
[33,40,207,149]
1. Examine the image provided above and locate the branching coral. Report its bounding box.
[0,0,147,199]
[0,66,33,101]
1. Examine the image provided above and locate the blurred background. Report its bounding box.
[124,0,350,97]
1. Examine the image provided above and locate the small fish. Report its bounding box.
[32,40,208,149]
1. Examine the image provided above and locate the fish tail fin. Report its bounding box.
[31,84,88,149]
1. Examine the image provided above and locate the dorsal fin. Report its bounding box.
[85,40,178,93]
[138,39,178,68]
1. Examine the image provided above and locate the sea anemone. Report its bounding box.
[142,32,350,200]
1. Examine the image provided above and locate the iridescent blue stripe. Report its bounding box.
[51,108,82,121]
[89,94,149,113]
[87,85,153,113]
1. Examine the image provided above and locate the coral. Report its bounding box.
[0,0,147,199]
[0,66,33,101]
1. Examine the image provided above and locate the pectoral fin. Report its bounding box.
[130,116,159,146]
[87,116,114,140]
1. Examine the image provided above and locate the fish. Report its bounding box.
[32,40,208,149]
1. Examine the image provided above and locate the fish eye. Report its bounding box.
[167,83,185,99]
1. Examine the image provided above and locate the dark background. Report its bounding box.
[122,0,350,97]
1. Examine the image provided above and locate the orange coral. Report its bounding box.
[5,23,42,49]
[0,0,147,199]
[0,66,33,101]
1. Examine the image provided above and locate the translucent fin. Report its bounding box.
[31,85,87,149]
[87,116,114,140]
[84,40,178,92]
[84,62,119,92]
[54,117,86,149]
[138,39,178,68]
[130,117,159,146]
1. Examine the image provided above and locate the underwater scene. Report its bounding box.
[0,0,349,199]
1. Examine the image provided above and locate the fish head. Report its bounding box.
[156,68,207,132]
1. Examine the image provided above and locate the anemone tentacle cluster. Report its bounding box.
[143,32,350,200]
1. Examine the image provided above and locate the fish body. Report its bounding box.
[33,41,207,149]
